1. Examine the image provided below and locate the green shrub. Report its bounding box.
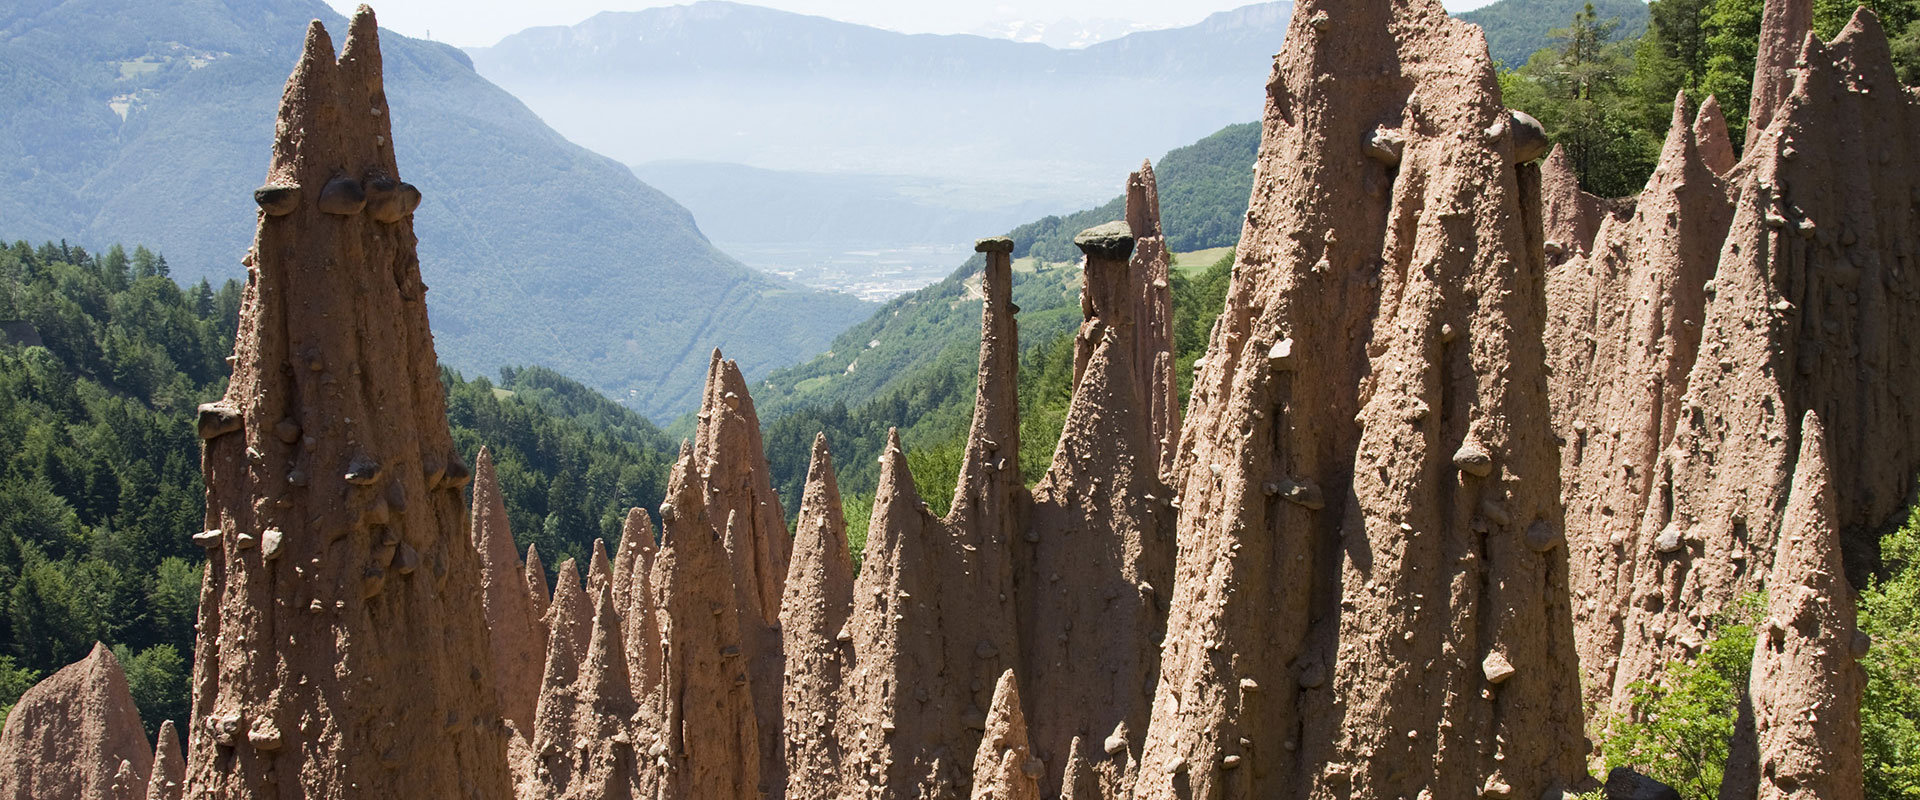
[1597,593,1764,799]
[1862,513,1920,799]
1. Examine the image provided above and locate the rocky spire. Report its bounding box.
[547,557,592,658]
[649,444,762,799]
[692,352,789,787]
[617,508,663,726]
[1747,0,1813,150]
[694,351,792,625]
[0,643,152,800]
[970,670,1041,800]
[574,581,642,800]
[144,721,183,800]
[1071,222,1136,390]
[1545,94,1734,705]
[1694,95,1738,175]
[1747,412,1866,800]
[1016,222,1176,795]
[940,238,1026,651]
[183,10,508,796]
[1126,162,1182,476]
[472,445,545,734]
[1135,2,1588,797]
[586,538,614,605]
[1538,144,1606,265]
[1605,8,1920,710]
[1058,736,1111,800]
[527,542,552,619]
[531,563,589,770]
[841,428,1016,795]
[779,434,855,799]
[613,507,654,615]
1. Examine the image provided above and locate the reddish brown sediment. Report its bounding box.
[1017,222,1175,796]
[1126,162,1183,477]
[1605,10,1920,716]
[0,644,152,800]
[969,670,1041,800]
[472,445,546,734]
[778,434,855,800]
[586,537,614,604]
[1539,144,1608,266]
[1695,95,1738,176]
[838,428,1018,795]
[693,352,790,788]
[1544,95,1735,706]
[144,721,183,800]
[617,508,663,730]
[181,9,509,796]
[547,557,592,659]
[527,542,552,620]
[1745,412,1866,800]
[1133,2,1588,797]
[647,444,762,799]
[1747,0,1814,151]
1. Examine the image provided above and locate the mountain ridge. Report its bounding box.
[0,0,870,420]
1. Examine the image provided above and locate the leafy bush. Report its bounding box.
[1597,593,1764,799]
[0,655,40,729]
[1862,513,1920,799]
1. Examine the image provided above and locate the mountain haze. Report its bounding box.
[469,1,1294,209]
[0,0,870,419]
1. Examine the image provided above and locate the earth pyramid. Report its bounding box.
[181,8,512,797]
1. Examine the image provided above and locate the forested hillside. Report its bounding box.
[0,238,676,731]
[1499,0,1920,196]
[1462,0,1650,66]
[738,122,1259,532]
[0,0,870,420]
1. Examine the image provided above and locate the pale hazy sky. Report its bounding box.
[326,0,1502,49]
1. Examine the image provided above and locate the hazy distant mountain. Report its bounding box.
[969,17,1160,49]
[468,1,1295,211]
[0,0,870,419]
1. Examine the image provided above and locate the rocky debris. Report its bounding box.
[1544,94,1735,706]
[1747,0,1813,151]
[0,643,152,800]
[970,670,1041,800]
[1744,412,1865,800]
[693,351,790,787]
[1509,109,1551,163]
[472,446,546,734]
[647,444,762,799]
[183,10,509,796]
[1135,2,1587,797]
[1018,221,1176,796]
[1126,162,1183,478]
[1604,767,1681,800]
[1538,145,1607,264]
[779,434,855,800]
[1601,8,1920,714]
[144,721,183,800]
